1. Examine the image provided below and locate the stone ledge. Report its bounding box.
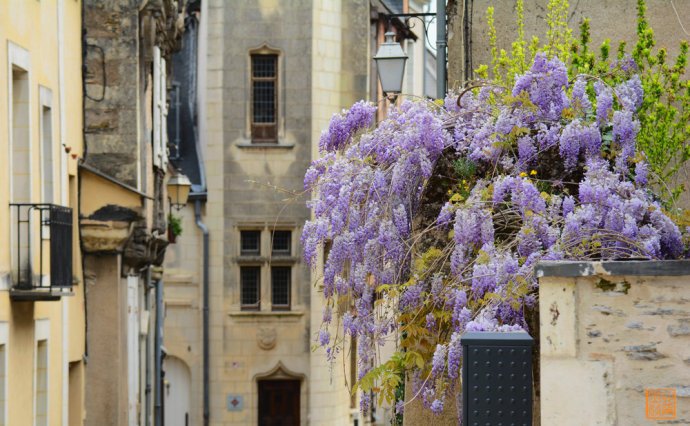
[80,219,134,253]
[235,141,295,149]
[536,260,690,278]
[228,311,305,322]
[229,310,304,317]
[235,256,300,264]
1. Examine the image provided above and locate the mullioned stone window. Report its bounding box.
[238,229,294,311]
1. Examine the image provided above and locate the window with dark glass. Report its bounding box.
[241,266,261,309]
[271,230,291,255]
[241,230,261,255]
[271,267,291,310]
[251,54,278,142]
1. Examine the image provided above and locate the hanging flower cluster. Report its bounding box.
[302,53,685,414]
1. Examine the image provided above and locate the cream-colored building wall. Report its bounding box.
[80,170,142,217]
[0,0,85,425]
[309,1,360,425]
[162,0,226,424]
[200,0,227,423]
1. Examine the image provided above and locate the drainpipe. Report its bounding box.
[436,0,447,97]
[145,267,152,426]
[195,198,210,426]
[153,269,163,426]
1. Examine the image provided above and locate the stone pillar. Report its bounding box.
[84,254,127,426]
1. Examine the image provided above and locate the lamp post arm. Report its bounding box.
[437,0,447,98]
[385,13,437,18]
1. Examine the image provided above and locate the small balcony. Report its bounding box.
[9,204,74,301]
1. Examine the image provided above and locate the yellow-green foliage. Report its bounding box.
[483,0,573,87]
[477,0,690,208]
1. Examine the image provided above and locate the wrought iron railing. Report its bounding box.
[9,203,73,293]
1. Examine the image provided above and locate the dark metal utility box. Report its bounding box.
[461,331,533,426]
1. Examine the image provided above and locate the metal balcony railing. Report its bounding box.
[9,203,73,300]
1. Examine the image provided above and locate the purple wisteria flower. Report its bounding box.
[303,53,686,417]
[571,76,592,112]
[595,81,613,126]
[319,101,376,152]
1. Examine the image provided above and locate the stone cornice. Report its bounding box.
[80,219,134,254]
[536,260,690,278]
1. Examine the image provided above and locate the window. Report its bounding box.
[271,231,291,255]
[240,266,261,309]
[271,267,291,310]
[251,54,278,142]
[40,103,53,204]
[241,231,261,255]
[11,63,32,287]
[238,228,297,311]
[35,340,48,426]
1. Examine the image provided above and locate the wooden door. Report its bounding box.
[258,380,300,426]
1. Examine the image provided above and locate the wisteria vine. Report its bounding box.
[302,53,685,416]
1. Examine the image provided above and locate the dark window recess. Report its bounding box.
[323,240,332,263]
[271,230,291,255]
[271,267,291,310]
[240,230,261,255]
[240,266,260,309]
[251,54,278,142]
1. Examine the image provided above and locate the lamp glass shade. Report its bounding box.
[167,173,192,207]
[374,32,408,95]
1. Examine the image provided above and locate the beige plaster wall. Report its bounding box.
[539,265,690,425]
[80,170,142,217]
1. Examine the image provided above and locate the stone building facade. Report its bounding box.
[162,1,438,425]
[80,0,185,424]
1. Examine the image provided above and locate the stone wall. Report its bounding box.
[447,0,690,90]
[83,0,141,187]
[538,260,690,425]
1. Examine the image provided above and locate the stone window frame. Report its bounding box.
[236,225,298,312]
[242,44,289,147]
[38,86,55,205]
[7,41,33,291]
[33,319,49,426]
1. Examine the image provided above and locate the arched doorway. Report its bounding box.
[163,356,191,426]
[255,362,306,426]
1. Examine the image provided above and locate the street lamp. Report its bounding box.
[166,171,191,210]
[373,3,447,99]
[374,32,408,99]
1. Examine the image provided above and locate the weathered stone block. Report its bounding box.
[538,260,690,425]
[539,278,577,357]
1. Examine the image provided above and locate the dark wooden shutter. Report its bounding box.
[258,380,300,425]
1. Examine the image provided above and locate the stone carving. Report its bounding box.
[257,327,277,350]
